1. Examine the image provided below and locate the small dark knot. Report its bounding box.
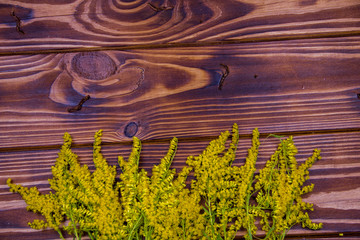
[67,95,91,113]
[124,122,138,138]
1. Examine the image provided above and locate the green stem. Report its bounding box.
[245,194,253,240]
[128,213,143,240]
[69,209,80,240]
[204,194,219,240]
[181,219,187,240]
[262,224,275,240]
[221,208,229,240]
[56,229,65,240]
[207,198,215,238]
[87,231,95,240]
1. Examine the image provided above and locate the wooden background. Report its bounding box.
[0,0,360,239]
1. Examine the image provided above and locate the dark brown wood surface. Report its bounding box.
[0,0,359,53]
[0,38,359,148]
[0,0,360,239]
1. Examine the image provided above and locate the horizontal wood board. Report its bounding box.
[0,0,359,53]
[1,38,360,149]
[1,132,360,239]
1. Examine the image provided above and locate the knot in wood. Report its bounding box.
[71,52,116,80]
[124,122,138,138]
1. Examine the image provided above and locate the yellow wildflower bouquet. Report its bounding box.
[7,124,322,240]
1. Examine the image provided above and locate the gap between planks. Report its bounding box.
[0,30,360,57]
[1,127,360,153]
[283,231,360,239]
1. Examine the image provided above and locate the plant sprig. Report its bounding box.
[8,124,322,240]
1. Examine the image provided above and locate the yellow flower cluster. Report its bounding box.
[8,130,126,240]
[119,137,205,239]
[253,136,323,239]
[186,124,261,239]
[7,178,64,237]
[7,124,322,240]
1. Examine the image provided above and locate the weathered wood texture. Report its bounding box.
[1,38,360,148]
[1,0,360,239]
[0,0,359,53]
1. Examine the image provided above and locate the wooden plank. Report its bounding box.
[1,132,359,239]
[0,38,360,149]
[0,0,359,53]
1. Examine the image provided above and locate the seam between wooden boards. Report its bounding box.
[239,231,360,239]
[1,127,360,153]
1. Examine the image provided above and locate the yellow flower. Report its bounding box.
[7,124,322,240]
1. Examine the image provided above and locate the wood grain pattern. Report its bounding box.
[1,1,360,239]
[1,132,360,239]
[0,38,360,149]
[0,0,359,53]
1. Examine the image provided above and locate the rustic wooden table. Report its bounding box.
[0,0,360,239]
